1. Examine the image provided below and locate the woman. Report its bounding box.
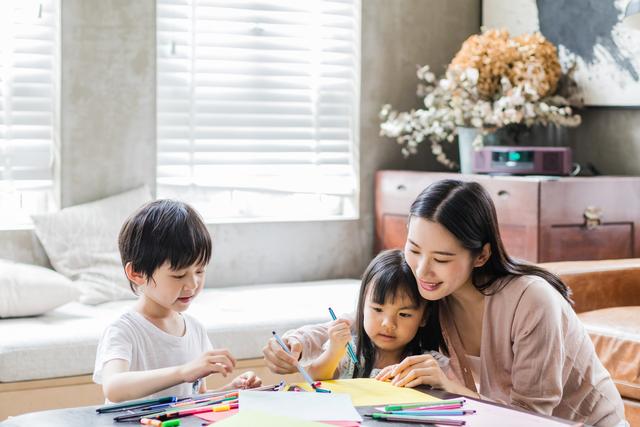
[263,180,626,426]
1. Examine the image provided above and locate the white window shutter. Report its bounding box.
[0,1,57,225]
[157,0,360,220]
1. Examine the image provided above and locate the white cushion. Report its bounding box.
[0,260,80,318]
[31,186,152,305]
[0,279,360,382]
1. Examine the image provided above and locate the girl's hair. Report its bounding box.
[353,249,441,378]
[409,179,572,302]
[118,199,212,293]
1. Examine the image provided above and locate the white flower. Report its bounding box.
[465,68,479,85]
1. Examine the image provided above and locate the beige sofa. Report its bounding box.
[0,279,359,419]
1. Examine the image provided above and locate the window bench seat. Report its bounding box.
[0,279,360,419]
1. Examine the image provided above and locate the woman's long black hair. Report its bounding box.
[409,179,572,302]
[353,249,442,378]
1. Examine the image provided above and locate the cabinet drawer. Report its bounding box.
[481,179,539,225]
[540,178,640,225]
[381,214,408,250]
[499,224,538,262]
[376,171,461,215]
[540,224,634,262]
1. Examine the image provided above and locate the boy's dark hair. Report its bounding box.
[118,199,212,293]
[353,249,441,378]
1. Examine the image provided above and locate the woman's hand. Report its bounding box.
[376,354,451,390]
[327,319,352,354]
[374,363,399,382]
[228,371,262,390]
[262,336,303,374]
[179,349,236,383]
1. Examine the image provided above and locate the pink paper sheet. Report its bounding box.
[195,408,238,423]
[376,398,580,426]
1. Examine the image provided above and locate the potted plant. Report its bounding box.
[379,29,582,172]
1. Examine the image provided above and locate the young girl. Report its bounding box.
[303,250,448,381]
[93,200,261,402]
[264,180,627,427]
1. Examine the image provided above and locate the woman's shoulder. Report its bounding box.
[492,274,559,298]
[488,274,568,313]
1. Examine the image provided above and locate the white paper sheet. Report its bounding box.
[238,391,363,422]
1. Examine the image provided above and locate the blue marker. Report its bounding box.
[272,331,316,388]
[328,307,359,366]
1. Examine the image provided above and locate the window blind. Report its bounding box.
[0,1,57,225]
[157,0,360,220]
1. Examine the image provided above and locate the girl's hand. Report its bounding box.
[262,336,303,374]
[179,349,237,383]
[228,371,263,390]
[327,319,352,353]
[378,354,451,390]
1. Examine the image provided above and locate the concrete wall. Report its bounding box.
[60,0,156,208]
[568,108,640,176]
[0,0,481,286]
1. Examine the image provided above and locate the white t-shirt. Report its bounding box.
[93,311,213,398]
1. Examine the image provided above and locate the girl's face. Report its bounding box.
[139,261,206,313]
[404,217,488,301]
[363,285,425,355]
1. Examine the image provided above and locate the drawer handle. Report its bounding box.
[583,206,603,230]
[397,184,406,191]
[497,190,510,199]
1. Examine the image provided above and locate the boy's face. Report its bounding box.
[142,261,207,312]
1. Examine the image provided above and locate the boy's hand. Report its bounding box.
[327,319,352,353]
[228,371,263,390]
[179,349,237,383]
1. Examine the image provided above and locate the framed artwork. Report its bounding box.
[483,0,640,106]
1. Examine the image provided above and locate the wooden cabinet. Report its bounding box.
[375,171,640,263]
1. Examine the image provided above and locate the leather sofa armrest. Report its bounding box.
[539,259,640,313]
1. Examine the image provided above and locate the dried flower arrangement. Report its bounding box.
[379,29,582,168]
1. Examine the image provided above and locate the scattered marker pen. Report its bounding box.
[328,307,359,366]
[140,418,181,427]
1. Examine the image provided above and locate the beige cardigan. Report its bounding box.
[285,275,625,426]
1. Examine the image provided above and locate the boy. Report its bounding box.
[93,200,260,402]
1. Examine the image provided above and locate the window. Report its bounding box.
[157,0,360,222]
[0,1,58,227]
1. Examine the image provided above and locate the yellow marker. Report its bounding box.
[212,403,239,412]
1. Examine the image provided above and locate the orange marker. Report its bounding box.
[168,402,238,417]
[212,403,239,412]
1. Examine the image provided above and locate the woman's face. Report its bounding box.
[404,217,486,301]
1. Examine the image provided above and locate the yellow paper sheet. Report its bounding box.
[296,378,439,406]
[213,410,333,427]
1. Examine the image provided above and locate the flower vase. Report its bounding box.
[456,127,481,174]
